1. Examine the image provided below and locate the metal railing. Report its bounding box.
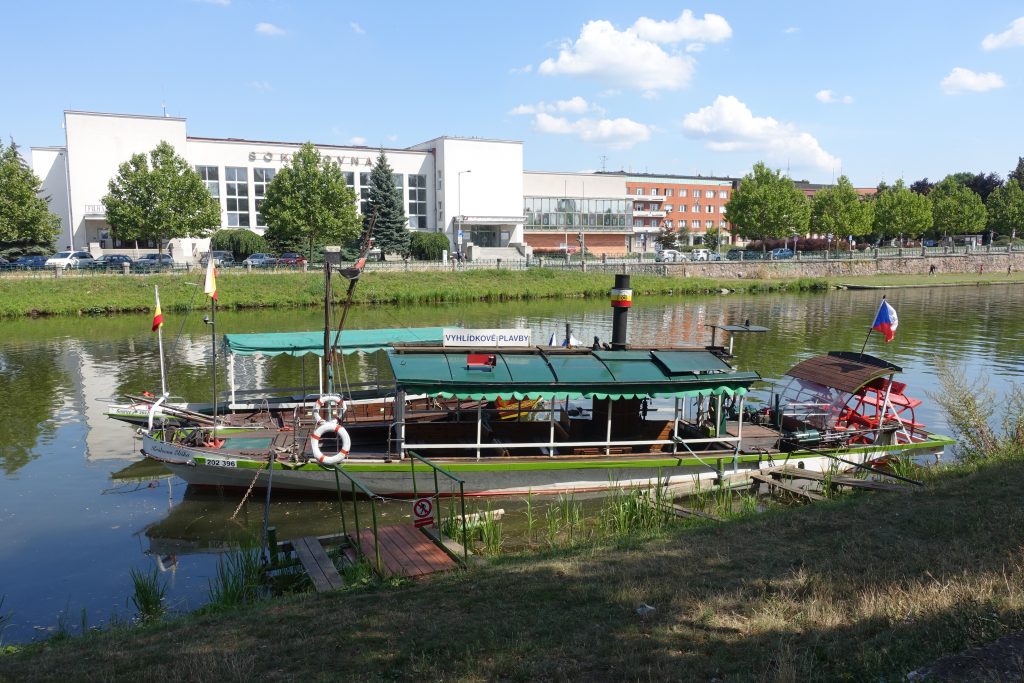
[328,465,384,575]
[408,452,469,562]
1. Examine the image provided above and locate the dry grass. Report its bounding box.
[3,450,1024,682]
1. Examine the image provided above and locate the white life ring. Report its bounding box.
[313,394,347,424]
[310,420,351,465]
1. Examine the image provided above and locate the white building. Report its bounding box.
[31,111,528,262]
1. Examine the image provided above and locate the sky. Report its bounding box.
[4,1,1024,186]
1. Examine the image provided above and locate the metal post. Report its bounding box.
[334,467,348,537]
[433,468,440,527]
[352,480,360,551]
[605,398,613,456]
[672,397,680,454]
[459,481,468,559]
[370,497,383,575]
[476,402,482,459]
[734,394,745,473]
[548,399,556,456]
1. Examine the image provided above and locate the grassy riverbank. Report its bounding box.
[3,451,1024,681]
[0,269,829,318]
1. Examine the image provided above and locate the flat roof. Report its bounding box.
[65,110,187,123]
[186,135,424,157]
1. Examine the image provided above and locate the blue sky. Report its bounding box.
[6,1,1023,185]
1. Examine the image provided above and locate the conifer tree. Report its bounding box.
[363,149,408,260]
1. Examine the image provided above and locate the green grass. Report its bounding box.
[0,269,831,318]
[128,568,167,624]
[4,451,1024,680]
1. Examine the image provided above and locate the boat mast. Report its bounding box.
[323,255,332,394]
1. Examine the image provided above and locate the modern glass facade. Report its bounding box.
[523,197,630,230]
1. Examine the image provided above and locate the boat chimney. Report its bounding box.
[610,274,632,350]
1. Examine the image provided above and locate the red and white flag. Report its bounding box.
[204,254,218,301]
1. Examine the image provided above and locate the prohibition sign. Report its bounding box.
[413,497,433,528]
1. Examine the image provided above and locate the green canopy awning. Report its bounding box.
[224,327,447,357]
[388,348,759,400]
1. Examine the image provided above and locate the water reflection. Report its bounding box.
[0,284,1021,643]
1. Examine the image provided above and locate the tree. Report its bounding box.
[409,232,450,260]
[210,228,269,261]
[702,227,723,251]
[260,143,361,261]
[0,139,61,257]
[871,179,932,241]
[656,225,683,251]
[1009,157,1024,187]
[103,141,219,255]
[810,175,873,242]
[929,176,988,240]
[909,178,934,196]
[724,162,810,246]
[986,179,1024,241]
[362,149,408,260]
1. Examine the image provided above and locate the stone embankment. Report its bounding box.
[668,250,1024,279]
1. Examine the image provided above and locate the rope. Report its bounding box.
[168,275,204,359]
[230,465,263,520]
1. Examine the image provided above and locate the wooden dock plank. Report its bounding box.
[292,536,345,592]
[359,525,457,578]
[769,467,910,492]
[750,472,826,502]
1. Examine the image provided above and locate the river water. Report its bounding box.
[0,285,1021,643]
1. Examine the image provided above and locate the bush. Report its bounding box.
[210,229,270,261]
[409,232,451,260]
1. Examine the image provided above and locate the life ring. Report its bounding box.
[309,420,351,465]
[313,394,347,423]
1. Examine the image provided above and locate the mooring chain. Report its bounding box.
[230,465,264,520]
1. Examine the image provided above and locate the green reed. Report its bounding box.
[207,548,264,609]
[128,567,167,623]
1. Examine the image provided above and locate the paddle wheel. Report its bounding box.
[838,378,924,443]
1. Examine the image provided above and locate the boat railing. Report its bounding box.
[326,464,384,575]
[407,452,469,562]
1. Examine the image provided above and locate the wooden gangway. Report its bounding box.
[768,466,912,492]
[359,524,458,578]
[278,535,346,593]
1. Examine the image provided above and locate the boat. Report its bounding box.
[140,277,952,497]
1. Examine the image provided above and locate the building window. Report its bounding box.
[719,220,727,228]
[665,204,673,212]
[408,174,427,228]
[196,166,219,198]
[718,205,725,213]
[692,204,699,213]
[359,172,371,216]
[719,190,728,199]
[253,168,275,227]
[651,188,659,196]
[679,189,687,198]
[343,172,354,190]
[664,220,672,229]
[225,167,249,227]
[706,205,715,214]
[705,190,715,199]
[705,220,714,229]
[666,189,674,197]
[634,188,643,196]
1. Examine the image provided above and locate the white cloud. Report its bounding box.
[982,16,1024,50]
[815,89,853,104]
[255,22,285,36]
[386,134,398,143]
[940,67,1005,94]
[598,88,622,97]
[509,64,533,74]
[348,136,367,146]
[509,96,599,116]
[681,95,840,171]
[685,43,705,53]
[194,0,229,5]
[538,19,697,90]
[784,26,799,34]
[534,112,651,149]
[251,80,272,91]
[632,10,731,43]
[350,22,365,34]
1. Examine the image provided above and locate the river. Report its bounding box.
[0,284,1021,643]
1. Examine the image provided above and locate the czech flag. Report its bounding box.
[152,288,163,331]
[871,298,898,342]
[204,254,218,301]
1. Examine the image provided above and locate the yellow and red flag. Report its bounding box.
[204,255,218,301]
[152,289,164,331]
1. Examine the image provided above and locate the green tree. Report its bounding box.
[0,139,61,257]
[210,228,269,261]
[260,143,360,261]
[725,162,810,246]
[986,179,1024,241]
[1009,157,1024,188]
[656,225,683,251]
[702,227,723,251]
[929,176,988,240]
[810,176,874,242]
[409,232,450,260]
[362,149,408,260]
[871,179,932,241]
[103,141,219,256]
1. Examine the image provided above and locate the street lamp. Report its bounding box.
[457,170,472,254]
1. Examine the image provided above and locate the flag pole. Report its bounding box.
[210,293,217,427]
[860,296,886,355]
[155,285,168,397]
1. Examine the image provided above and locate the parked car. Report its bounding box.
[655,249,683,263]
[770,248,795,260]
[690,249,711,261]
[278,252,307,266]
[243,253,278,266]
[922,239,938,248]
[708,251,723,261]
[200,251,235,267]
[135,253,175,270]
[0,257,8,269]
[11,255,49,270]
[88,254,134,270]
[725,249,745,261]
[45,250,95,269]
